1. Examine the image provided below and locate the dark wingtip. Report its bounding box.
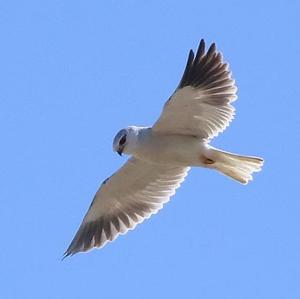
[61,254,68,261]
[206,42,216,58]
[62,233,82,260]
[61,253,69,261]
[61,248,74,261]
[188,49,195,63]
[177,49,195,89]
[176,39,229,90]
[195,39,205,63]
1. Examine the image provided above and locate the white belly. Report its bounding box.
[133,132,209,166]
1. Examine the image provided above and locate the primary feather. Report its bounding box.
[153,39,237,141]
[64,158,189,257]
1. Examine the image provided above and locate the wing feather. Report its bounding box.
[153,39,237,141]
[64,158,189,257]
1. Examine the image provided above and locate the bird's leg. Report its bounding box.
[200,155,215,165]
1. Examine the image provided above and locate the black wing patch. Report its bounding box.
[178,39,231,90]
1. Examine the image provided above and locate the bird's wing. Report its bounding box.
[64,158,189,257]
[152,39,237,141]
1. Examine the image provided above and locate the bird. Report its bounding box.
[64,39,264,258]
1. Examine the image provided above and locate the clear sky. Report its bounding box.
[1,1,299,298]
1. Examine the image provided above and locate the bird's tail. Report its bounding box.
[209,148,264,184]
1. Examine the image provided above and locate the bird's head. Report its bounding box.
[112,126,141,156]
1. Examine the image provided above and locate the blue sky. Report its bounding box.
[1,1,299,298]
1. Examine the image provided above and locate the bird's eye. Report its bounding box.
[119,135,126,146]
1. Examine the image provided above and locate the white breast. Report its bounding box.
[134,130,204,166]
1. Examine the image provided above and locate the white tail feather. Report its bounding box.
[211,149,264,184]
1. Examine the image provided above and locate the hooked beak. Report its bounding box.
[117,147,123,156]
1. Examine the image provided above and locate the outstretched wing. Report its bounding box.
[64,158,189,257]
[153,39,237,141]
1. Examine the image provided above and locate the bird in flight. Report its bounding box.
[64,39,263,258]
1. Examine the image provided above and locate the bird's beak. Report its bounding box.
[117,148,123,156]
